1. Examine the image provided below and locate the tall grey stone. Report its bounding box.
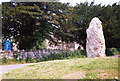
[86,17,106,57]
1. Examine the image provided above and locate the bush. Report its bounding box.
[106,48,120,56]
[46,50,87,60]
[20,59,26,64]
[1,50,87,64]
[2,57,7,63]
[112,48,119,55]
[106,48,113,56]
[25,57,31,63]
[13,53,19,59]
[35,59,41,62]
[80,50,87,56]
[19,58,22,62]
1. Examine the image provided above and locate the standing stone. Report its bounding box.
[86,17,106,57]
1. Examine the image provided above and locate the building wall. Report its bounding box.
[45,39,80,51]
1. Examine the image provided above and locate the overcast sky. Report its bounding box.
[0,0,119,5]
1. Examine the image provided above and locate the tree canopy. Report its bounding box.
[2,2,69,49]
[2,2,120,50]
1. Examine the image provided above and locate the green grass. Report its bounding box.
[2,57,118,79]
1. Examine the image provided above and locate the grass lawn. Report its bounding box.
[2,57,118,79]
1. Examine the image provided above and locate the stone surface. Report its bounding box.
[86,17,106,57]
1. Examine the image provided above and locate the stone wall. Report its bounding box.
[0,49,66,59]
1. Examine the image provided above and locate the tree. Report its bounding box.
[2,2,52,50]
[2,2,72,49]
[68,2,120,48]
[2,2,120,50]
[102,3,120,48]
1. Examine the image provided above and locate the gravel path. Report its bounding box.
[0,63,38,77]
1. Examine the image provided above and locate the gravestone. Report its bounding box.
[86,17,106,57]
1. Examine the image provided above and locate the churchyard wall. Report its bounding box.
[0,49,67,59]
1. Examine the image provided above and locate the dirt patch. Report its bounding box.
[92,69,118,79]
[100,72,110,79]
[62,71,86,79]
[100,69,118,79]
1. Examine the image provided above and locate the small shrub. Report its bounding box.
[106,48,119,56]
[1,50,87,64]
[21,59,26,64]
[25,57,31,63]
[36,59,41,62]
[13,53,19,59]
[41,56,46,61]
[80,50,87,56]
[106,48,113,56]
[19,58,22,62]
[112,48,119,55]
[2,57,7,63]
[46,50,87,61]
[0,59,2,64]
[13,58,18,62]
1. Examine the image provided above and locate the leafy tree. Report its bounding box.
[2,2,52,50]
[67,2,120,48]
[2,2,120,50]
[2,2,72,49]
[102,3,120,48]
